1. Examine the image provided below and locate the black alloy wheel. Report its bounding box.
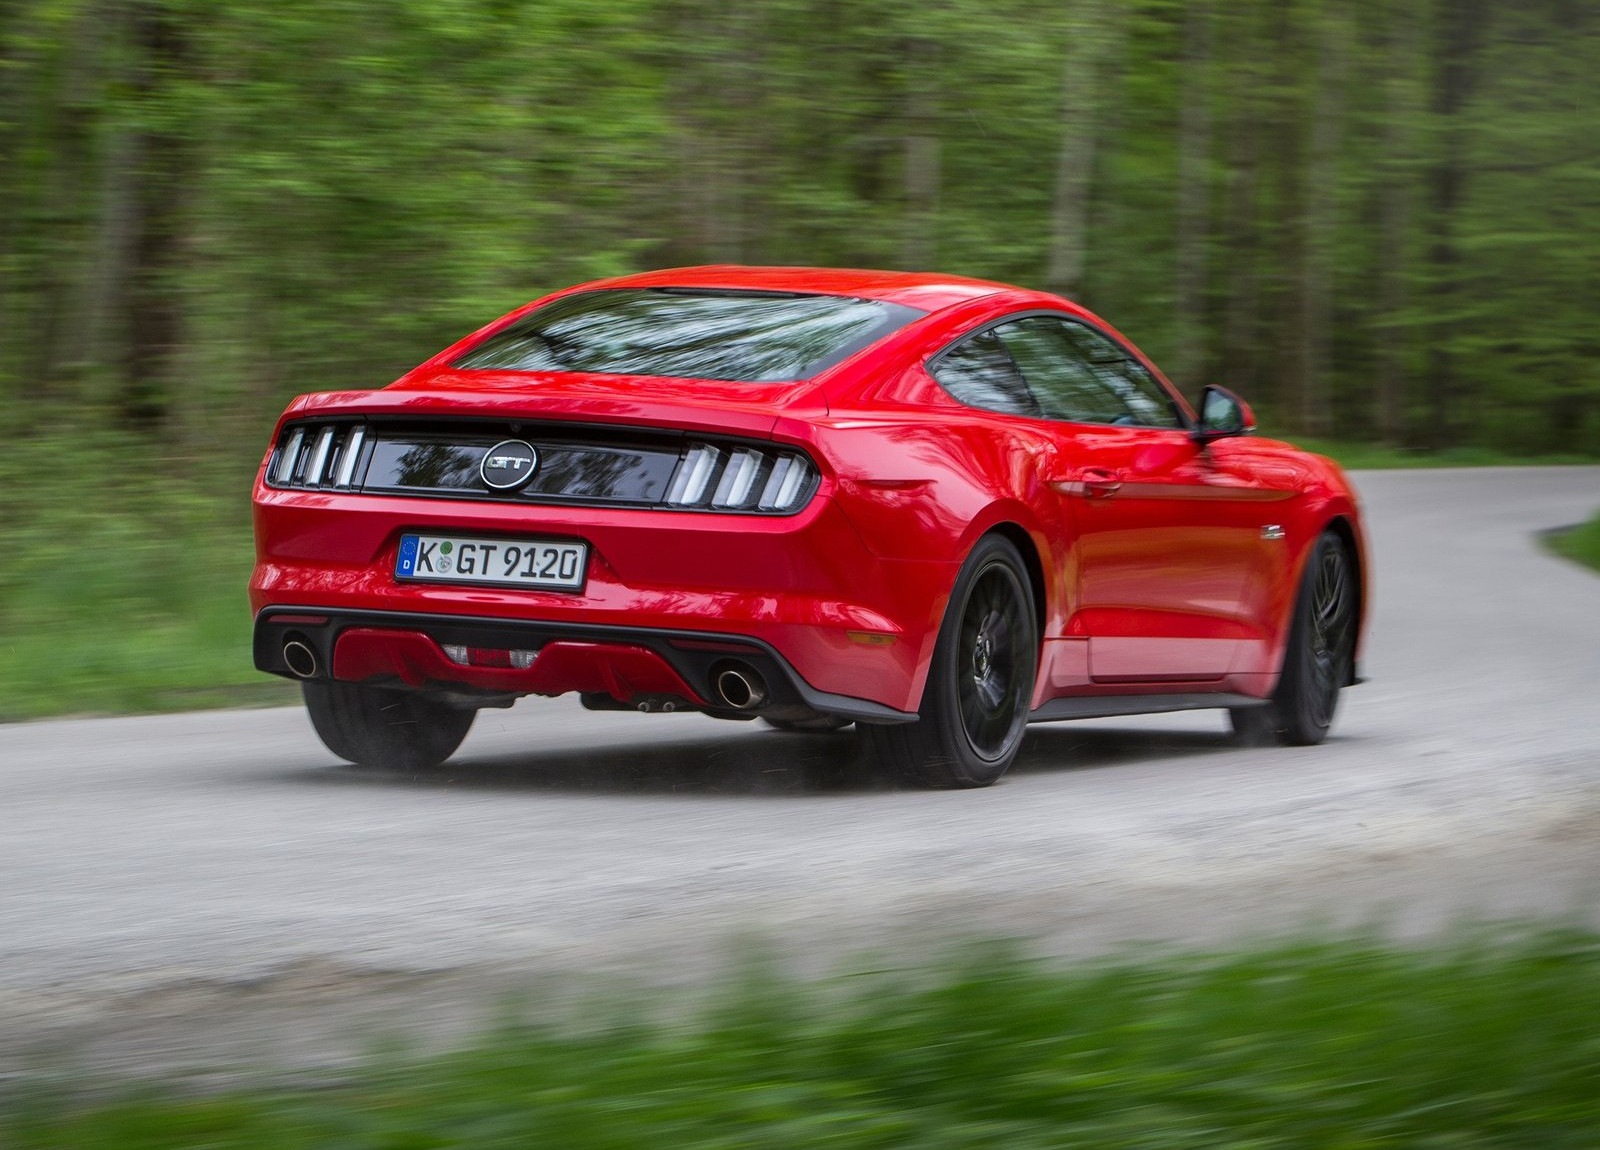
[303,680,476,771]
[867,534,1038,787]
[1232,530,1356,747]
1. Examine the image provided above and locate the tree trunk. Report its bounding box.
[20,3,107,403]
[1171,0,1213,390]
[1044,0,1115,300]
[1422,0,1486,451]
[900,35,941,270]
[662,0,749,265]
[117,2,192,432]
[1374,2,1418,446]
[1216,4,1266,400]
[1263,0,1305,423]
[1292,2,1346,438]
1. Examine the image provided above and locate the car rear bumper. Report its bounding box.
[253,606,918,723]
[250,483,961,712]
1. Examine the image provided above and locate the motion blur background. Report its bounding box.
[2,0,1597,717]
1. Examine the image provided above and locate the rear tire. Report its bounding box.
[303,680,476,771]
[1230,530,1356,747]
[866,535,1038,788]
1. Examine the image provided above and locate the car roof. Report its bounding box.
[577,265,1017,313]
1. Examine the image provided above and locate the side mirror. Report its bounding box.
[1193,385,1256,442]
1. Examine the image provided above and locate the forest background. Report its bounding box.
[2,0,1598,716]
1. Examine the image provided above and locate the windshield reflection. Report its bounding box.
[453,289,923,382]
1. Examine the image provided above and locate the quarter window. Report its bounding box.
[928,328,1040,417]
[931,314,1184,430]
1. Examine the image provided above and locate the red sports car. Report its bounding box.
[250,266,1367,787]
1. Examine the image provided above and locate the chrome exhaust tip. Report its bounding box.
[714,665,768,710]
[282,639,319,679]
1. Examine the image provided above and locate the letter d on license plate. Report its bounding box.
[396,534,587,591]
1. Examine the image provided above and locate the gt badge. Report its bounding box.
[480,439,539,490]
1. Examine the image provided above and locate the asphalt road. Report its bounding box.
[3,466,1599,1079]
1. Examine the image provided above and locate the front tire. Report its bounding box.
[1231,530,1356,747]
[866,535,1038,788]
[303,680,476,771]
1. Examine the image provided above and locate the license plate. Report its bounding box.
[396,534,587,591]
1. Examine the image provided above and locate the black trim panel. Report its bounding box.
[254,606,918,724]
[257,607,1287,729]
[1029,692,1266,723]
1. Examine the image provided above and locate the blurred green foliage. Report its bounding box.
[2,0,1598,453]
[7,933,1600,1146]
[0,432,292,718]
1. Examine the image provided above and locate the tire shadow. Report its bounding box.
[1011,723,1239,777]
[283,725,886,797]
[276,714,1246,798]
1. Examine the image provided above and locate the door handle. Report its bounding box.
[1080,468,1123,499]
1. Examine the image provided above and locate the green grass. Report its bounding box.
[0,431,293,721]
[1550,510,1600,575]
[1287,438,1599,469]
[5,934,1600,1147]
[0,431,1594,721]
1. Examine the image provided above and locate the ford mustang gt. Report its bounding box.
[250,266,1367,787]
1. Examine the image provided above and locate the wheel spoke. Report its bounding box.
[1304,542,1353,729]
[961,685,985,739]
[955,565,1029,759]
[1309,549,1350,655]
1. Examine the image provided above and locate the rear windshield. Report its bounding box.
[452,288,925,382]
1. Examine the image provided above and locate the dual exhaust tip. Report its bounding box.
[713,664,768,711]
[282,638,319,679]
[283,635,768,712]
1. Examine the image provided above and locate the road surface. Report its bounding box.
[3,467,1598,1080]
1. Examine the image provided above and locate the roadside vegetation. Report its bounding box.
[1292,440,1600,471]
[6,933,1598,1147]
[0,432,292,722]
[1550,510,1600,575]
[8,1,1600,460]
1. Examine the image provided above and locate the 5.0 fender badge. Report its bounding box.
[481,439,539,490]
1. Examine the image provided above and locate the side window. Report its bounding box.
[988,315,1184,429]
[990,317,1125,424]
[928,329,1041,417]
[1059,322,1184,429]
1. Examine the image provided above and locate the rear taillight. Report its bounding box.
[268,422,367,490]
[266,419,819,514]
[664,443,818,513]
